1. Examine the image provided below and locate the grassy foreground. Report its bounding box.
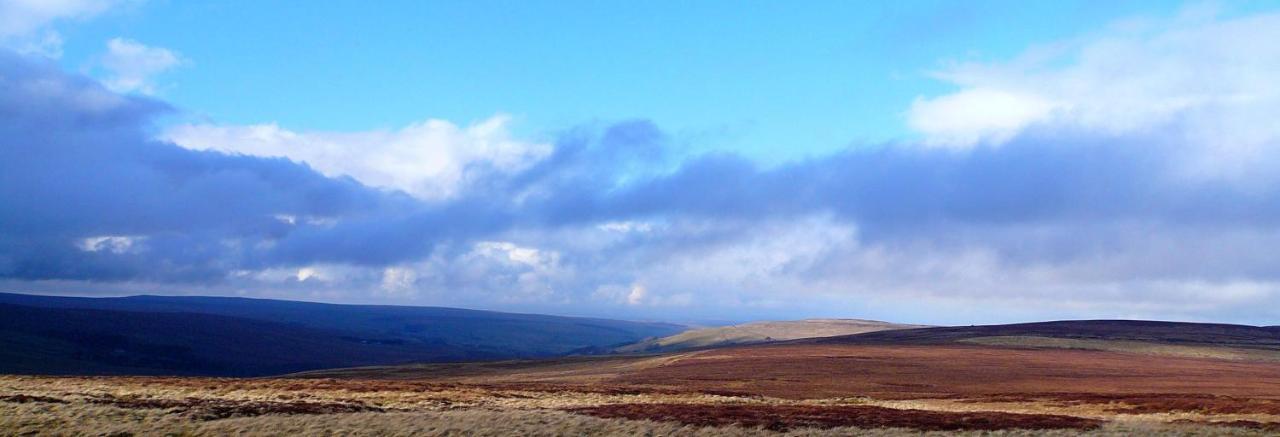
[2,375,1278,436]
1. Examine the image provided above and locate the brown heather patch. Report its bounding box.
[616,345,1280,400]
[565,403,1104,432]
[0,394,68,404]
[1094,395,1280,415]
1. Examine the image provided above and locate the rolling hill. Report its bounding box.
[612,318,924,353]
[290,319,1280,402]
[804,319,1280,361]
[0,292,684,376]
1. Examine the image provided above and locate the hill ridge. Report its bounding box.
[0,292,684,376]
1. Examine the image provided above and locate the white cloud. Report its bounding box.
[593,282,691,307]
[295,267,321,281]
[626,283,647,305]
[908,88,1057,148]
[166,115,552,200]
[472,241,560,269]
[908,7,1280,169]
[100,38,183,95]
[77,235,144,254]
[0,0,121,57]
[597,220,655,233]
[380,266,418,294]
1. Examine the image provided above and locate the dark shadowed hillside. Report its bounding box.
[0,293,684,376]
[0,304,486,376]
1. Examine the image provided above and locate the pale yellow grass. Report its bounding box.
[2,402,1273,437]
[616,319,925,353]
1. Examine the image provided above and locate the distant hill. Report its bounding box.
[613,319,924,353]
[295,319,1280,385]
[805,320,1280,361]
[0,293,684,376]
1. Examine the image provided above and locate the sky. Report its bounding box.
[3,0,1280,325]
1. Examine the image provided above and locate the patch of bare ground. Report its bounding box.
[566,403,1103,432]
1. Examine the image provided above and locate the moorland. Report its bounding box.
[3,298,1279,436]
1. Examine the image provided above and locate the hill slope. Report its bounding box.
[805,320,1280,361]
[288,320,1280,405]
[0,293,684,376]
[809,320,1280,346]
[614,319,924,353]
[0,304,484,376]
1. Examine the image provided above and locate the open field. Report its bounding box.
[5,340,1280,436]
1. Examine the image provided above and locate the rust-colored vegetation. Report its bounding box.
[567,403,1104,432]
[615,345,1280,400]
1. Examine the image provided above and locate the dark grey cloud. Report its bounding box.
[0,52,400,281]
[488,124,1278,238]
[4,49,1280,323]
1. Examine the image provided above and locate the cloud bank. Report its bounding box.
[4,9,1280,323]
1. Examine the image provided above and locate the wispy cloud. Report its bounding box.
[99,38,184,95]
[909,7,1280,175]
[0,0,123,57]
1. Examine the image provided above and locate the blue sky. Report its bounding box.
[54,0,1230,160]
[5,1,1280,325]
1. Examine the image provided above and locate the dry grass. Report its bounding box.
[616,319,923,353]
[3,398,1276,436]
[3,374,1280,436]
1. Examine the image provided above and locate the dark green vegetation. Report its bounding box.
[0,293,682,377]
